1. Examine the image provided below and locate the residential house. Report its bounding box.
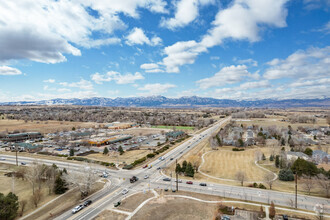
[312,150,329,164]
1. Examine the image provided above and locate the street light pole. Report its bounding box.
[176,159,178,191]
[15,145,18,166]
[295,173,298,209]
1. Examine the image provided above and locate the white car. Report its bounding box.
[72,205,84,214]
[122,189,129,195]
[144,175,149,179]
[0,157,5,161]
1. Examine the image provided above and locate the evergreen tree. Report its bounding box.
[278,169,294,181]
[269,201,276,219]
[103,147,109,155]
[175,164,182,174]
[0,192,19,220]
[262,153,266,160]
[118,146,124,155]
[185,162,195,177]
[182,160,187,172]
[291,158,318,177]
[54,175,68,194]
[62,168,67,174]
[70,148,74,156]
[275,155,280,168]
[304,148,313,157]
[269,155,274,161]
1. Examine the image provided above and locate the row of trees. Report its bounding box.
[176,160,195,177]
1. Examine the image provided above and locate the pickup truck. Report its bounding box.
[130,176,139,183]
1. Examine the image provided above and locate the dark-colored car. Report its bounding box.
[282,215,288,220]
[170,158,174,160]
[199,183,207,186]
[130,176,139,183]
[84,200,92,206]
[186,181,193,184]
[157,167,161,170]
[163,178,171,181]
[172,189,176,192]
[164,188,169,192]
[21,162,26,165]
[114,201,121,207]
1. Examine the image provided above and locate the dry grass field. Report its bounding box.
[121,127,171,136]
[132,196,217,220]
[117,191,154,212]
[83,149,151,165]
[0,119,100,133]
[95,210,127,220]
[200,147,272,181]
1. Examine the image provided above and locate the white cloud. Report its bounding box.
[140,63,164,72]
[197,65,260,89]
[235,58,258,67]
[289,78,330,88]
[91,71,144,84]
[160,0,288,73]
[0,66,22,75]
[264,46,330,80]
[210,56,220,60]
[43,79,55,83]
[138,83,176,95]
[125,27,162,46]
[0,0,167,64]
[160,0,214,30]
[60,79,93,90]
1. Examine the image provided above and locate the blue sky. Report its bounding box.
[0,0,329,102]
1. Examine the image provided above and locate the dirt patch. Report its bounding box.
[118,191,154,212]
[132,197,217,220]
[94,209,127,220]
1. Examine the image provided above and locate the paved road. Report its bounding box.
[1,117,329,219]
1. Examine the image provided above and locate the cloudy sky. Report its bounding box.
[0,0,329,102]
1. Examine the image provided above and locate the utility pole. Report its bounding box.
[176,159,178,191]
[295,173,297,209]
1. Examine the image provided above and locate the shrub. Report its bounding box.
[232,148,245,151]
[147,153,156,158]
[279,169,294,181]
[123,164,133,170]
[258,183,266,189]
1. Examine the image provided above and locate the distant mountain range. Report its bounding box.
[1,96,330,108]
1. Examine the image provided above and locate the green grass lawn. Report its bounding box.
[151,125,195,130]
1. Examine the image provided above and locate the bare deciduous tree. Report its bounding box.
[301,175,315,195]
[64,163,98,198]
[263,172,275,190]
[31,189,42,207]
[19,200,27,216]
[235,171,247,186]
[317,174,330,198]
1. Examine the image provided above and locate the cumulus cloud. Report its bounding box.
[91,71,144,84]
[138,83,176,95]
[264,46,330,80]
[0,66,22,75]
[160,0,288,73]
[160,0,214,30]
[43,79,55,83]
[125,27,162,46]
[60,79,93,90]
[197,65,260,89]
[0,0,167,64]
[140,63,164,72]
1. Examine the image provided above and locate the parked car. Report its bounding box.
[186,181,193,184]
[72,205,84,214]
[164,188,168,192]
[199,183,207,186]
[144,175,149,179]
[180,151,183,154]
[221,216,230,220]
[122,189,129,195]
[83,200,92,206]
[172,189,176,192]
[163,178,171,181]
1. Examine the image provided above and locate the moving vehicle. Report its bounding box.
[0,157,5,160]
[180,151,183,154]
[164,188,168,191]
[144,175,149,179]
[83,200,92,206]
[175,179,182,183]
[163,178,171,181]
[122,189,129,195]
[186,181,193,185]
[21,162,26,165]
[159,156,165,161]
[72,205,84,214]
[170,158,174,160]
[130,176,138,183]
[157,167,161,170]
[148,165,153,169]
[199,183,207,186]
[114,201,121,207]
[143,164,148,168]
[172,189,176,192]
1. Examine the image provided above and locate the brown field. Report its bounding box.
[0,119,100,133]
[83,149,151,165]
[234,116,328,129]
[94,210,127,220]
[118,191,154,212]
[132,196,217,220]
[121,127,171,136]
